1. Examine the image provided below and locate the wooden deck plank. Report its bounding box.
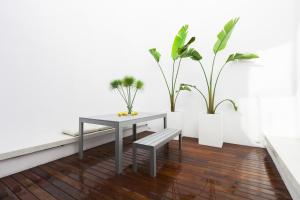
[0,181,19,200]
[0,131,293,200]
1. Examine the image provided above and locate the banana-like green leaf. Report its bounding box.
[213,18,239,54]
[179,84,191,91]
[226,53,259,62]
[180,48,202,61]
[171,25,189,60]
[149,48,161,62]
[178,37,195,55]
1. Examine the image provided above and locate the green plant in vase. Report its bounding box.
[110,76,144,116]
[181,17,259,114]
[149,25,201,112]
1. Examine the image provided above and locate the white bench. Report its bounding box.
[265,135,300,200]
[133,128,182,177]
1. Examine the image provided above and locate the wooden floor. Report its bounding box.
[0,132,292,200]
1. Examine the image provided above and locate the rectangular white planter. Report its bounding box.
[167,111,183,140]
[198,114,223,148]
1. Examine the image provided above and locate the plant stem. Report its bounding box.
[198,61,209,91]
[127,105,132,114]
[157,63,171,96]
[212,62,227,102]
[214,99,237,113]
[210,54,217,88]
[170,95,175,112]
[131,88,138,109]
[208,54,217,113]
[174,90,181,105]
[184,84,209,111]
[128,86,132,112]
[157,61,175,112]
[120,86,127,102]
[116,88,128,105]
[171,60,176,111]
[173,58,182,92]
[171,60,176,95]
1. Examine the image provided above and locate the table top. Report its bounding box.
[80,112,167,123]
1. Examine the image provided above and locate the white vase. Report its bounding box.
[198,113,223,148]
[167,111,183,140]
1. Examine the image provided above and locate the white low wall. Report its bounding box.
[265,135,300,200]
[0,125,148,178]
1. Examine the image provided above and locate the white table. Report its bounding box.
[78,112,167,174]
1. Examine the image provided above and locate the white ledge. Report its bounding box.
[0,129,113,161]
[0,124,147,161]
[265,135,300,200]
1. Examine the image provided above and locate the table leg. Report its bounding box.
[115,125,123,174]
[79,121,84,159]
[132,124,137,141]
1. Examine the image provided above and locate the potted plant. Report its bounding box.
[149,25,200,131]
[181,18,259,147]
[110,76,144,116]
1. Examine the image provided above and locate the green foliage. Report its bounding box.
[171,25,189,60]
[110,79,122,89]
[179,17,258,114]
[213,18,239,54]
[109,76,144,114]
[122,76,135,87]
[180,48,202,60]
[149,48,161,62]
[226,53,259,63]
[149,24,199,112]
[178,37,196,55]
[135,80,144,89]
[179,84,191,91]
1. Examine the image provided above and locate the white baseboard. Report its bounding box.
[265,136,300,200]
[0,125,148,178]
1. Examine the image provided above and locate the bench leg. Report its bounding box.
[133,145,137,172]
[150,148,157,177]
[179,133,182,150]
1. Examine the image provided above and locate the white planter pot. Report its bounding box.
[167,111,183,140]
[198,114,223,148]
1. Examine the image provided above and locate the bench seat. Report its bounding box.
[133,128,182,177]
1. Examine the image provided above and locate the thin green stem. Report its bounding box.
[214,98,237,113]
[131,88,138,108]
[117,88,127,101]
[184,84,209,111]
[210,54,217,88]
[156,62,171,96]
[125,86,129,99]
[173,58,182,92]
[198,61,209,91]
[120,86,127,101]
[116,89,128,105]
[208,54,217,113]
[174,90,181,105]
[212,62,228,101]
[128,86,131,105]
[171,60,176,95]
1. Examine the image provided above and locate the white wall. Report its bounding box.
[0,0,297,147]
[296,0,300,133]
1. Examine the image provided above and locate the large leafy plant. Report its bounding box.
[149,25,201,112]
[181,18,259,114]
[110,76,144,114]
